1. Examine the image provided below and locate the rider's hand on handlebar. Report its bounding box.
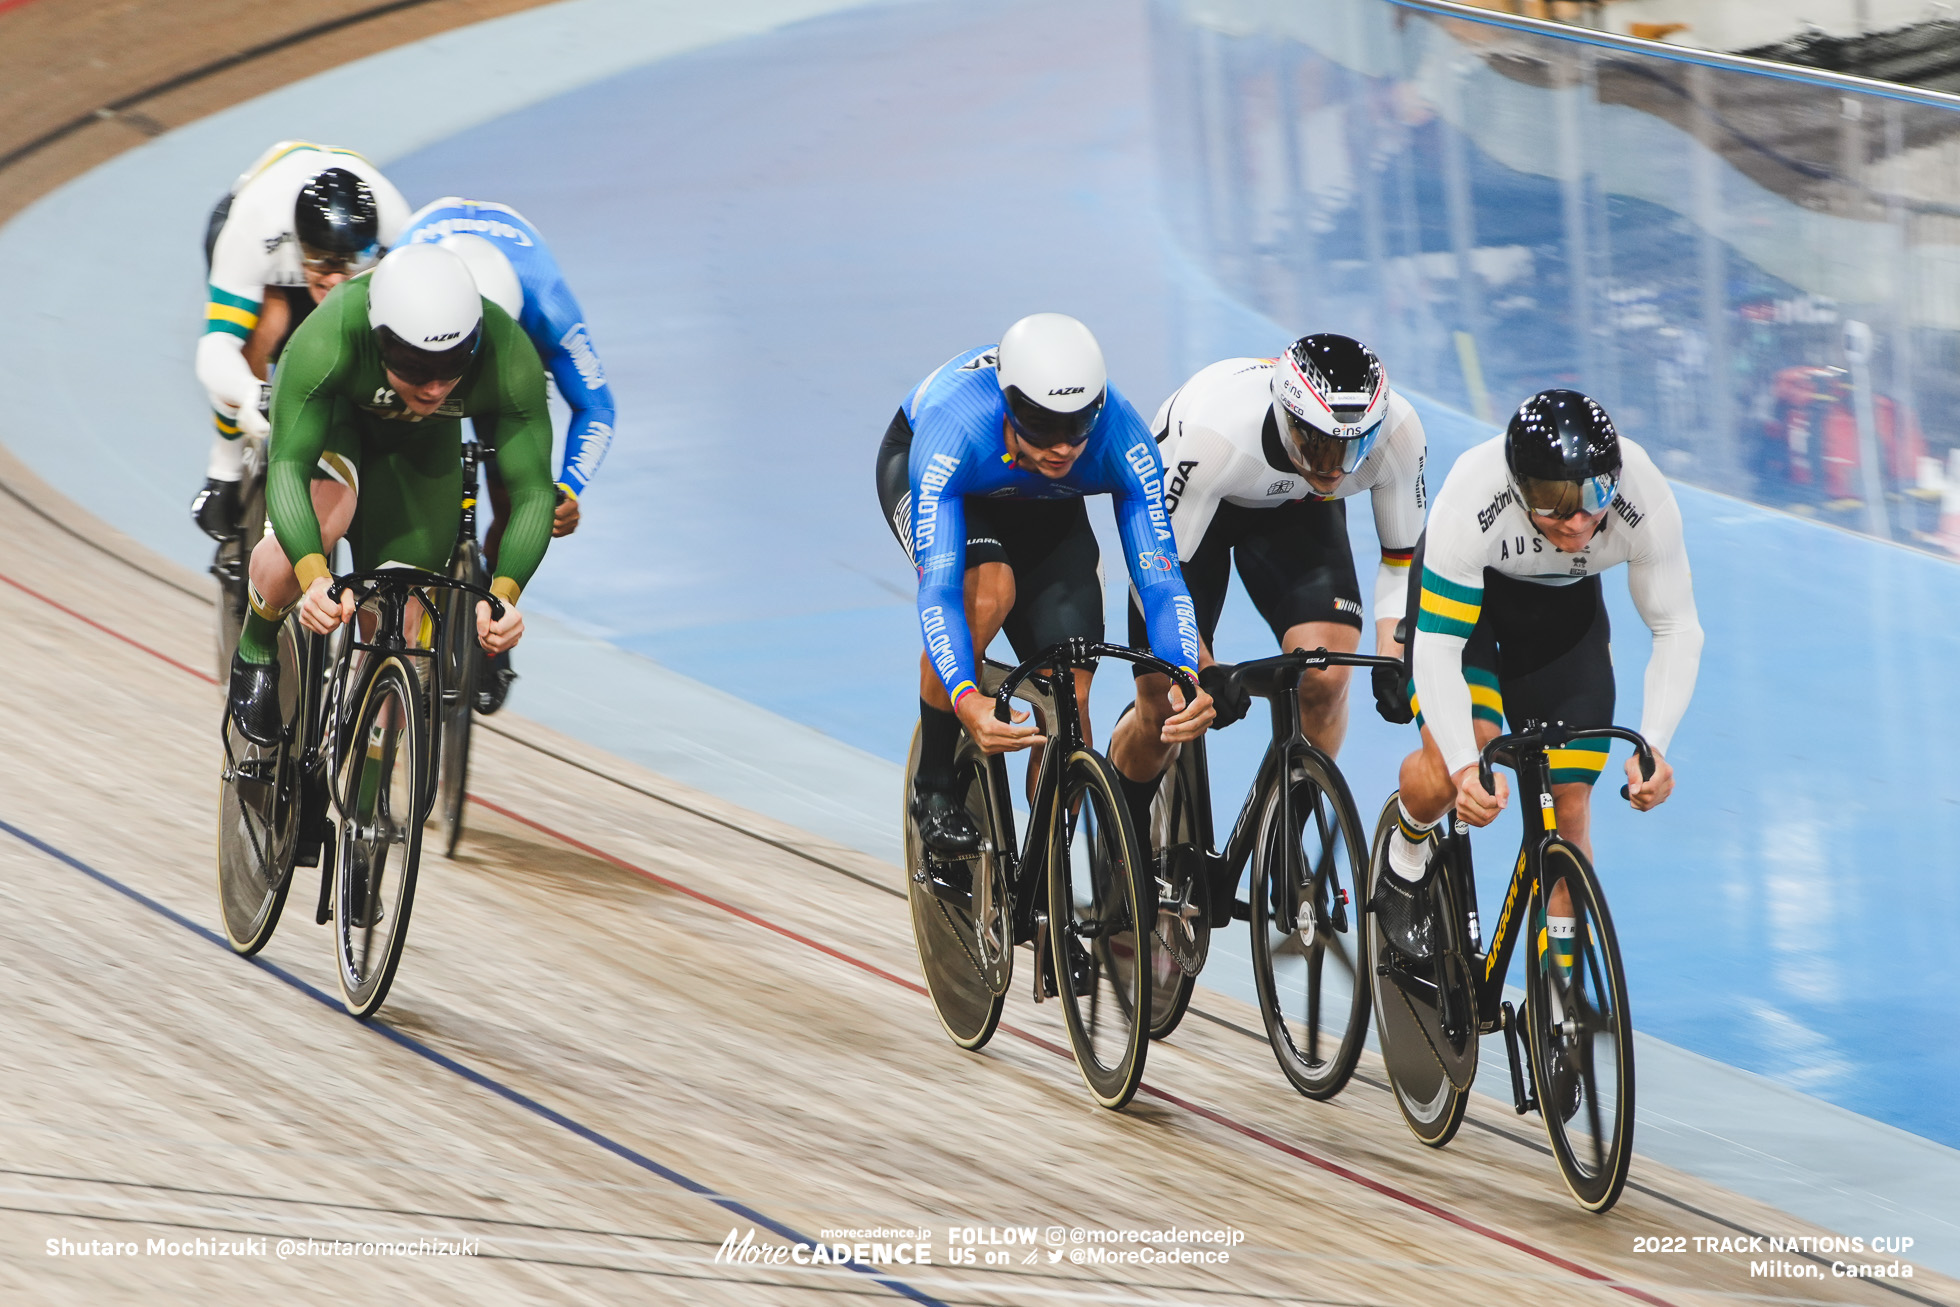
[1371,663,1414,725]
[1160,680,1215,743]
[476,599,524,656]
[298,576,355,635]
[1453,762,1507,827]
[552,488,580,538]
[1196,663,1248,729]
[1624,749,1673,812]
[958,690,1038,754]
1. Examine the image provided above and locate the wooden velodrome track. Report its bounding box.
[2,4,1956,1304]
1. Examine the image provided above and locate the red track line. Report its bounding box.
[8,563,1674,1305]
[0,571,219,685]
[475,795,1677,1307]
[0,0,48,15]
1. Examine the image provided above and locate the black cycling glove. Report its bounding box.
[1372,662,1414,725]
[1197,663,1250,730]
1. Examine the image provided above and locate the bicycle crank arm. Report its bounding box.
[1031,909,1050,1005]
[1501,1000,1538,1116]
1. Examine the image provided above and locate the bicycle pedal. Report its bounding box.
[1228,897,1251,922]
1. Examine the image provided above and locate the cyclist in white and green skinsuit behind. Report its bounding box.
[224,244,556,745]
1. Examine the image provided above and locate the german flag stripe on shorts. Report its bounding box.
[1415,566,1481,639]
[205,285,260,340]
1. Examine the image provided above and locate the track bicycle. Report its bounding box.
[903,639,1195,1109]
[1367,721,1653,1212]
[215,565,504,1017]
[1120,648,1400,1104]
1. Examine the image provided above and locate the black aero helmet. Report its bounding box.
[294,167,381,271]
[1504,388,1622,518]
[1270,333,1389,478]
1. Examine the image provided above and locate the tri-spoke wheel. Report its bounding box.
[1366,794,1474,1147]
[432,541,485,858]
[1526,839,1635,1212]
[1248,748,1370,1100]
[903,730,1011,1050]
[215,619,303,955]
[1051,749,1151,1109]
[332,655,428,1017]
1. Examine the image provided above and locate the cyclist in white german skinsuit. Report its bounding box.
[190,141,410,537]
[1107,334,1426,856]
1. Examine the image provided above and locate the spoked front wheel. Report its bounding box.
[1051,749,1151,1109]
[1248,749,1370,1100]
[215,620,303,955]
[1526,839,1635,1212]
[332,656,429,1018]
[903,729,1011,1050]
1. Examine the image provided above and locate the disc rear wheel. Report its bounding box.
[1366,794,1472,1147]
[903,729,1010,1050]
[215,619,302,955]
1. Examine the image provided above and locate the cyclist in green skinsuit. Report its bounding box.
[225,243,556,742]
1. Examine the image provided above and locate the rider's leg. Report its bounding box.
[1109,521,1229,842]
[1282,620,1358,754]
[238,473,358,662]
[916,560,1014,790]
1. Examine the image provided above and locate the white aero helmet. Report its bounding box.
[436,233,523,321]
[996,312,1107,446]
[368,243,483,384]
[1270,333,1390,479]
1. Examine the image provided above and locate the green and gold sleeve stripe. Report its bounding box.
[1415,566,1481,639]
[212,408,242,437]
[205,286,260,340]
[1465,665,1505,726]
[1548,736,1610,786]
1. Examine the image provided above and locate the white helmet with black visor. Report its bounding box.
[996,313,1108,448]
[367,243,484,386]
[1271,333,1389,480]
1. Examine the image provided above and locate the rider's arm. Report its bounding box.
[1366,399,1426,638]
[262,292,353,588]
[1408,507,1486,777]
[197,216,269,429]
[472,307,557,605]
[530,276,618,500]
[1107,409,1202,674]
[1625,487,1703,758]
[910,433,979,705]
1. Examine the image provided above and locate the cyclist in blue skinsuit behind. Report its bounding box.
[875,313,1214,854]
[399,197,618,711]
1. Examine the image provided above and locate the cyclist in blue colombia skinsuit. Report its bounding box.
[398,197,618,712]
[876,313,1214,855]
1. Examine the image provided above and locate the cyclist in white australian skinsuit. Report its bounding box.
[1373,389,1702,962]
[191,141,410,538]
